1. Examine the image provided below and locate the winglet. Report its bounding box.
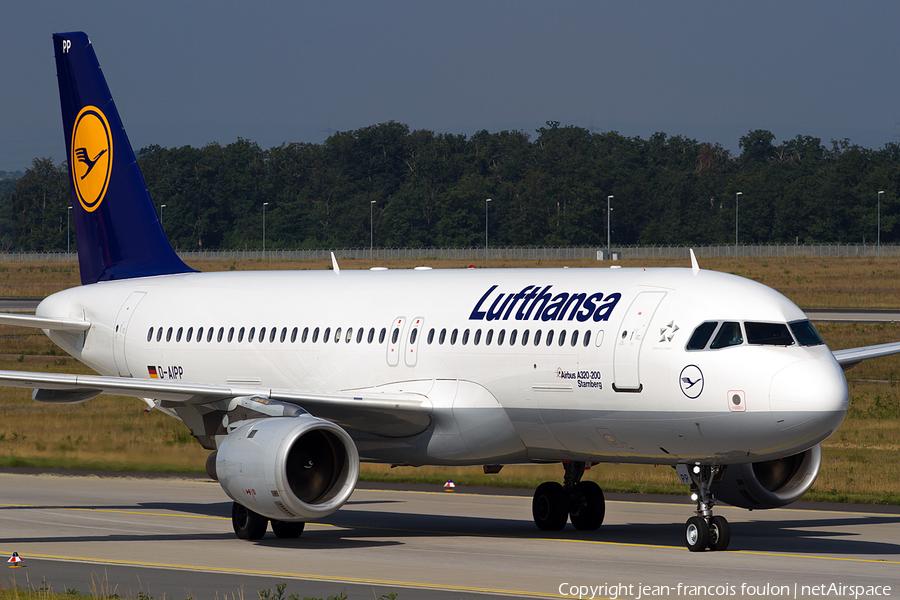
[690,249,700,275]
[331,252,341,275]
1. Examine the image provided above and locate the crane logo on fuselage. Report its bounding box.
[679,365,704,399]
[469,285,622,322]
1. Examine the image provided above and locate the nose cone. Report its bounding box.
[769,355,848,447]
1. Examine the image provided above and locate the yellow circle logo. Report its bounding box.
[71,106,113,212]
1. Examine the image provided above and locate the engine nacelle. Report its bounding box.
[214,415,359,522]
[711,444,822,509]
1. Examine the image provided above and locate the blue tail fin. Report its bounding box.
[53,32,196,285]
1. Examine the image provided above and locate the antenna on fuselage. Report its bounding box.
[690,249,700,275]
[331,252,341,275]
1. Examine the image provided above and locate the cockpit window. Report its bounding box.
[710,322,743,349]
[789,320,825,346]
[687,321,718,350]
[745,322,794,346]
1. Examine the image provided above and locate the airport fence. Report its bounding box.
[3,244,900,263]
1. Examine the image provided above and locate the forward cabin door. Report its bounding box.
[613,291,666,391]
[113,291,146,377]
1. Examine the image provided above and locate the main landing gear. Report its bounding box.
[683,464,730,552]
[532,462,605,531]
[232,502,306,540]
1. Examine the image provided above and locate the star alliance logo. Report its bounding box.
[659,320,679,343]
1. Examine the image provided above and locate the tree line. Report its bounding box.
[2,123,899,252]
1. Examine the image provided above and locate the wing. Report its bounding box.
[0,369,432,437]
[0,313,91,332]
[832,341,900,371]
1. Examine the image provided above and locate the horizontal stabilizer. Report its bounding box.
[0,313,91,332]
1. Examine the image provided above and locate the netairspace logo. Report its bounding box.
[556,581,892,599]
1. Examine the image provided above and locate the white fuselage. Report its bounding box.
[37,266,848,467]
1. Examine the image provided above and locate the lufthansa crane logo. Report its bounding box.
[679,364,704,399]
[71,106,113,212]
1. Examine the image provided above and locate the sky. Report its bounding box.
[2,1,899,171]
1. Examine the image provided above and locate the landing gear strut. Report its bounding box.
[683,464,730,552]
[532,462,606,531]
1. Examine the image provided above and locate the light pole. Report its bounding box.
[67,206,72,262]
[160,204,166,228]
[735,192,742,256]
[485,198,492,261]
[878,190,884,258]
[370,200,376,260]
[607,195,613,260]
[263,202,269,259]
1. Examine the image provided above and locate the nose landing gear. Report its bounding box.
[683,464,730,552]
[532,462,606,531]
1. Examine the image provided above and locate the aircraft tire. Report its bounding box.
[685,516,709,552]
[532,481,569,531]
[271,519,306,539]
[232,501,268,540]
[569,481,605,530]
[708,515,730,551]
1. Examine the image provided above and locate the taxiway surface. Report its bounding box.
[0,473,897,599]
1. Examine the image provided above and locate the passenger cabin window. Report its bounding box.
[227,327,234,342]
[187,327,193,342]
[292,327,299,343]
[450,329,458,345]
[710,322,742,349]
[687,321,718,350]
[746,322,794,346]
[206,327,214,342]
[302,327,309,343]
[147,328,153,342]
[789,320,825,347]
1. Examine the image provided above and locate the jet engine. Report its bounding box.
[212,414,359,522]
[711,444,822,509]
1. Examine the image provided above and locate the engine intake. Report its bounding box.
[214,415,359,521]
[711,444,821,509]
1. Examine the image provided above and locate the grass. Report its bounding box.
[0,575,394,600]
[1,257,899,505]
